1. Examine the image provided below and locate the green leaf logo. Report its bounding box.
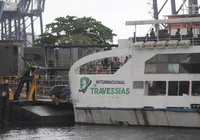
[79,77,92,94]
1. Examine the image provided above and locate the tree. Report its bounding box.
[35,15,116,45]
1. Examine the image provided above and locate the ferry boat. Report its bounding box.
[69,15,200,127]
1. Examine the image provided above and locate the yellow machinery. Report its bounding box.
[9,65,69,104]
[12,66,40,101]
[27,74,39,101]
[8,73,39,101]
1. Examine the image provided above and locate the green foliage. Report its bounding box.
[35,15,116,45]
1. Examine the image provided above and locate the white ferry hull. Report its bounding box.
[74,108,200,127]
[68,40,200,128]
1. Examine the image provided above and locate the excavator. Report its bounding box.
[10,58,70,105]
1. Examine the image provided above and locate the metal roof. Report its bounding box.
[126,17,200,26]
[42,44,118,48]
[163,14,200,17]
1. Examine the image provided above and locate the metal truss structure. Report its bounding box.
[148,0,199,20]
[0,0,45,47]
[147,0,199,32]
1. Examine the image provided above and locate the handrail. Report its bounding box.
[132,36,200,47]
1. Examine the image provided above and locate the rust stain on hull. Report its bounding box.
[134,110,140,125]
[142,110,150,126]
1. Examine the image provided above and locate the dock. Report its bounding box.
[0,63,74,125]
[0,95,74,125]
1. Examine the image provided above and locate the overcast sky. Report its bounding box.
[34,0,185,43]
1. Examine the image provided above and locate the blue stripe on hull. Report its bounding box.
[75,107,198,113]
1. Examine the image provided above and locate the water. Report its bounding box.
[0,124,200,140]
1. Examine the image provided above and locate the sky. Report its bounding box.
[34,0,185,43]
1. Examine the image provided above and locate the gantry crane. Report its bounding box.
[0,0,46,47]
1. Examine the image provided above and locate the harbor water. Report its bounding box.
[0,124,200,140]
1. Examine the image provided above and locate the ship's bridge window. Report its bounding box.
[168,81,189,96]
[145,81,166,96]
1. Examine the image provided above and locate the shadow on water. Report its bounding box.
[0,124,200,140]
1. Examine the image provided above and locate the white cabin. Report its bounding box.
[69,16,200,110]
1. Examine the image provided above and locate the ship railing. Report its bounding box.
[133,38,192,49]
[126,17,200,48]
[77,66,120,75]
[132,36,197,42]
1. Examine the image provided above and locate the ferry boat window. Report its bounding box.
[179,81,189,96]
[168,64,179,73]
[156,54,168,63]
[145,64,168,73]
[179,64,188,73]
[145,64,156,73]
[192,81,200,96]
[168,81,178,96]
[168,54,188,63]
[168,81,189,96]
[144,53,200,74]
[133,81,144,89]
[147,81,166,96]
[156,64,168,73]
